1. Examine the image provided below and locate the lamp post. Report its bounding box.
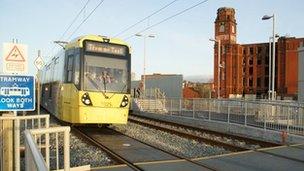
[210,38,221,99]
[268,34,279,100]
[135,33,155,97]
[262,14,276,100]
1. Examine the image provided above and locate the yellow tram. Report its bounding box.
[40,35,131,125]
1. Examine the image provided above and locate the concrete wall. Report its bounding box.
[131,75,183,98]
[145,75,183,98]
[298,47,304,102]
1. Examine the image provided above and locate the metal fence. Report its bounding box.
[135,98,304,136]
[0,114,90,171]
[24,126,71,171]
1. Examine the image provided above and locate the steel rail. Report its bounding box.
[72,126,144,171]
[49,114,143,170]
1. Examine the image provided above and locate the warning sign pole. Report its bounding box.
[37,50,41,115]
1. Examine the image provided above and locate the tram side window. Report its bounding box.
[66,53,80,87]
[74,53,80,87]
[67,55,74,83]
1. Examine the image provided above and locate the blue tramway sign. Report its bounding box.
[0,75,35,111]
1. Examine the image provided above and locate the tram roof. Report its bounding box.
[65,35,131,50]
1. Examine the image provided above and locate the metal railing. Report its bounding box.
[134,98,304,136]
[24,126,70,171]
[24,129,48,171]
[0,114,50,171]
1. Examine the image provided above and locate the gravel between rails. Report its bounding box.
[130,115,262,149]
[19,117,114,170]
[48,118,115,168]
[111,122,229,158]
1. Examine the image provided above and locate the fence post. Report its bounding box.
[208,100,211,120]
[170,99,172,115]
[2,113,14,171]
[64,128,70,171]
[14,119,20,171]
[217,100,220,113]
[192,99,195,118]
[179,99,182,115]
[148,98,151,111]
[287,106,290,133]
[264,105,267,131]
[228,103,230,124]
[244,102,247,126]
[45,117,50,169]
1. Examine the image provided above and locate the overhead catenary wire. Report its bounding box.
[60,0,91,41]
[66,0,105,41]
[113,0,180,38]
[46,0,91,59]
[124,0,210,40]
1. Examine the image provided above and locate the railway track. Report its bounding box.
[72,126,143,171]
[128,114,280,151]
[72,126,219,171]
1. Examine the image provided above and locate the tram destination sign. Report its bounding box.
[0,75,35,111]
[85,41,126,56]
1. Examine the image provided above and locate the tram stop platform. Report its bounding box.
[93,143,304,171]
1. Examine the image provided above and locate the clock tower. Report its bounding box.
[215,7,237,44]
[213,7,242,98]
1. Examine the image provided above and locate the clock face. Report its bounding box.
[219,22,225,32]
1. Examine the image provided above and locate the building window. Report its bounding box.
[258,47,262,54]
[265,77,269,87]
[249,79,253,87]
[257,56,262,65]
[265,56,269,65]
[231,25,235,33]
[265,67,269,75]
[249,67,253,75]
[219,22,225,32]
[249,58,253,65]
[250,47,254,55]
[257,77,261,87]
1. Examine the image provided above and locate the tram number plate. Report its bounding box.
[100,102,112,107]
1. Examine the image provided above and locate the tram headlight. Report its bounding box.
[120,95,129,107]
[81,92,92,106]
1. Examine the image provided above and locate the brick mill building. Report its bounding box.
[213,7,304,99]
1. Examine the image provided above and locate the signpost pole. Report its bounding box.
[37,72,40,115]
[37,50,41,115]
[34,50,44,115]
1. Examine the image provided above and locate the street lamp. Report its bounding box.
[268,34,279,100]
[209,38,221,99]
[262,14,276,100]
[135,33,156,98]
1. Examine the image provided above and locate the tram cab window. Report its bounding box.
[84,55,129,93]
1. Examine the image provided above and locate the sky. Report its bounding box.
[1,0,303,80]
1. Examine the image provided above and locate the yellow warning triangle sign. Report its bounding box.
[5,45,25,62]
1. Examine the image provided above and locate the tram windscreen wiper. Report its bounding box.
[85,74,109,98]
